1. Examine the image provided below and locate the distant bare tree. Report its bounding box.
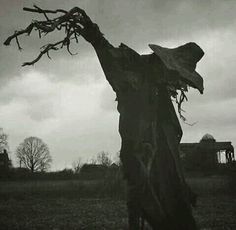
[96,151,112,166]
[72,157,83,173]
[0,128,9,153]
[16,137,52,172]
[89,157,97,165]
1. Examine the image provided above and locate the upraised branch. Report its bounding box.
[4,5,92,66]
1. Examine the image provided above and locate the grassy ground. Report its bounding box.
[0,175,235,230]
[188,175,236,230]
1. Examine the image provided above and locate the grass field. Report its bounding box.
[0,175,235,230]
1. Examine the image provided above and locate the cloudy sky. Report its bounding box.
[0,0,236,170]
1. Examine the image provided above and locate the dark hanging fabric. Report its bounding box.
[92,35,200,230]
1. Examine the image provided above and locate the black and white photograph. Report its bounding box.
[0,0,235,229]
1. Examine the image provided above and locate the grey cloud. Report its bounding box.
[2,0,236,84]
[27,101,55,121]
[0,72,57,121]
[180,95,236,147]
[44,111,121,169]
[1,0,236,168]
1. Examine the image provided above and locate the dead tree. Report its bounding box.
[0,128,8,152]
[16,136,52,172]
[4,5,204,229]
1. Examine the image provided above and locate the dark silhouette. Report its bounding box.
[4,6,205,229]
[180,134,235,170]
[79,164,108,180]
[0,149,10,174]
[226,149,235,163]
[16,136,52,172]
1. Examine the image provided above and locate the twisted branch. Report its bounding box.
[4,5,92,66]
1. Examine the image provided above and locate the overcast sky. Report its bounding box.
[0,0,236,170]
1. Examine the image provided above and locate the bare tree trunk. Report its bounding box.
[117,87,198,230]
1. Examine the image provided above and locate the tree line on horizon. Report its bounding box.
[0,128,118,174]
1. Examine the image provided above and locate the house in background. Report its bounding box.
[79,163,120,180]
[79,164,108,179]
[180,134,235,171]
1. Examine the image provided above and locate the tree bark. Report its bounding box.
[93,37,198,230]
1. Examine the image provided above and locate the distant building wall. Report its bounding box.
[180,134,234,171]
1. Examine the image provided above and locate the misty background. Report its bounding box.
[0,0,236,170]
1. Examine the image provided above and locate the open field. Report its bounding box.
[0,175,235,230]
[187,175,236,230]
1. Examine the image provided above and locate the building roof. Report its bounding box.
[200,133,215,142]
[180,141,234,153]
[214,142,234,152]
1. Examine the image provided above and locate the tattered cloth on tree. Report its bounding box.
[93,38,201,229]
[95,40,204,96]
[149,43,204,94]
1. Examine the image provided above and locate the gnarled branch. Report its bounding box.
[4,5,92,66]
